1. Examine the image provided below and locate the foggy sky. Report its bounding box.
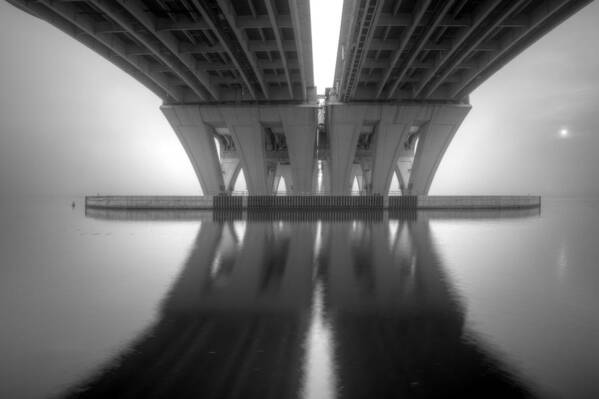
[0,1,598,197]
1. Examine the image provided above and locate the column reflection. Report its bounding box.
[70,210,536,398]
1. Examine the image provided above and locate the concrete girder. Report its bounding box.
[154,15,293,31]
[421,0,530,100]
[210,0,270,100]
[385,0,456,100]
[413,0,503,98]
[36,0,184,102]
[374,0,431,99]
[89,0,216,101]
[288,0,315,102]
[161,106,225,195]
[265,0,293,98]
[342,0,384,101]
[450,0,591,100]
[375,12,529,29]
[161,39,294,57]
[5,1,182,102]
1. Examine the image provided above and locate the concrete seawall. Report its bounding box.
[85,195,540,210]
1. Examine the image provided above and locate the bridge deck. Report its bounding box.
[333,0,593,102]
[8,0,314,104]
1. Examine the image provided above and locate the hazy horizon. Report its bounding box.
[1,1,598,197]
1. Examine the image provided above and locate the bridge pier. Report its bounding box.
[327,105,370,194]
[161,106,224,195]
[408,105,470,195]
[325,103,470,196]
[162,104,317,195]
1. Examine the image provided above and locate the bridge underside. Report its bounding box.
[8,0,315,103]
[333,0,593,102]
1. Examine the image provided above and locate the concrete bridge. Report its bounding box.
[7,0,592,195]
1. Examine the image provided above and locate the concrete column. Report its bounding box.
[279,107,317,194]
[219,108,270,194]
[161,105,224,195]
[369,106,421,195]
[327,105,369,194]
[409,105,470,194]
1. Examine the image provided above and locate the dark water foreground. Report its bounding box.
[1,199,598,398]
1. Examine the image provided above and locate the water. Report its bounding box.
[1,198,598,398]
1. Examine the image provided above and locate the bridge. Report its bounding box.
[7,0,593,195]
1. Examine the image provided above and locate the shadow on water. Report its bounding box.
[68,209,540,398]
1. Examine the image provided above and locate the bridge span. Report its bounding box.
[7,0,593,195]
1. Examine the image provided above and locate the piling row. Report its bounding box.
[388,195,418,209]
[243,209,384,222]
[214,195,243,210]
[246,195,384,210]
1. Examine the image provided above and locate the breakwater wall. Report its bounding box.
[85,195,540,210]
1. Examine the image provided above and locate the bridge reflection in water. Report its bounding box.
[72,210,539,398]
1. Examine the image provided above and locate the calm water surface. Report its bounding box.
[1,198,598,398]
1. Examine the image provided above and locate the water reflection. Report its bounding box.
[68,209,540,398]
